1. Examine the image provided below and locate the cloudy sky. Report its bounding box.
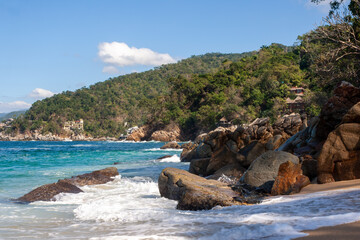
[0,0,331,113]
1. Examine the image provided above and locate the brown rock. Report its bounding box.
[239,141,266,167]
[189,158,211,176]
[126,126,147,142]
[241,151,300,192]
[17,180,82,202]
[317,122,360,183]
[160,141,180,149]
[180,142,198,162]
[206,145,244,176]
[150,123,181,142]
[63,167,119,186]
[271,161,310,195]
[265,135,285,151]
[158,167,242,210]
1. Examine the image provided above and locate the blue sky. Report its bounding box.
[0,0,331,113]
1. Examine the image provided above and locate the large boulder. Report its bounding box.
[240,151,299,192]
[271,161,310,195]
[158,167,242,210]
[17,167,119,202]
[317,107,360,184]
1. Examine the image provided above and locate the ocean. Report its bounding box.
[0,141,360,240]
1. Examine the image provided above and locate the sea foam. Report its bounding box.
[53,176,360,240]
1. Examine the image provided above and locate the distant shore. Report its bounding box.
[295,179,360,239]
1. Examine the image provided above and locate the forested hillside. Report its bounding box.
[11,52,255,137]
[149,44,318,137]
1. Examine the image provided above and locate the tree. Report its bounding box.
[303,0,360,87]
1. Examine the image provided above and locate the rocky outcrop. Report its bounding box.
[160,141,180,149]
[240,151,299,193]
[271,161,310,195]
[158,167,242,210]
[150,123,181,142]
[317,102,360,183]
[126,126,148,142]
[17,167,119,202]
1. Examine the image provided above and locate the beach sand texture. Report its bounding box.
[296,179,360,239]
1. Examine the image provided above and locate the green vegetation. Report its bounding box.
[151,44,308,136]
[12,52,255,137]
[8,0,360,138]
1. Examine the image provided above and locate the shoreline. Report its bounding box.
[295,179,360,239]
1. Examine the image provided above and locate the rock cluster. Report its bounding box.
[17,167,119,202]
[126,122,182,142]
[240,151,300,192]
[182,114,305,180]
[158,82,360,211]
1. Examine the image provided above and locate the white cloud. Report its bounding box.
[98,42,176,67]
[102,65,120,74]
[29,88,55,100]
[0,101,31,113]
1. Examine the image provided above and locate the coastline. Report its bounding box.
[295,179,360,239]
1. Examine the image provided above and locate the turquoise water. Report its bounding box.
[1,141,360,240]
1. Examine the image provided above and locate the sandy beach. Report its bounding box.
[295,179,360,239]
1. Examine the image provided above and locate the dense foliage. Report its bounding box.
[151,44,310,136]
[12,52,255,137]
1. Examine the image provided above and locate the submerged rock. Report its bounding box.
[16,180,82,202]
[62,167,119,186]
[17,167,119,203]
[240,151,299,193]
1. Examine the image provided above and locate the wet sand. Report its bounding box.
[295,179,360,239]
